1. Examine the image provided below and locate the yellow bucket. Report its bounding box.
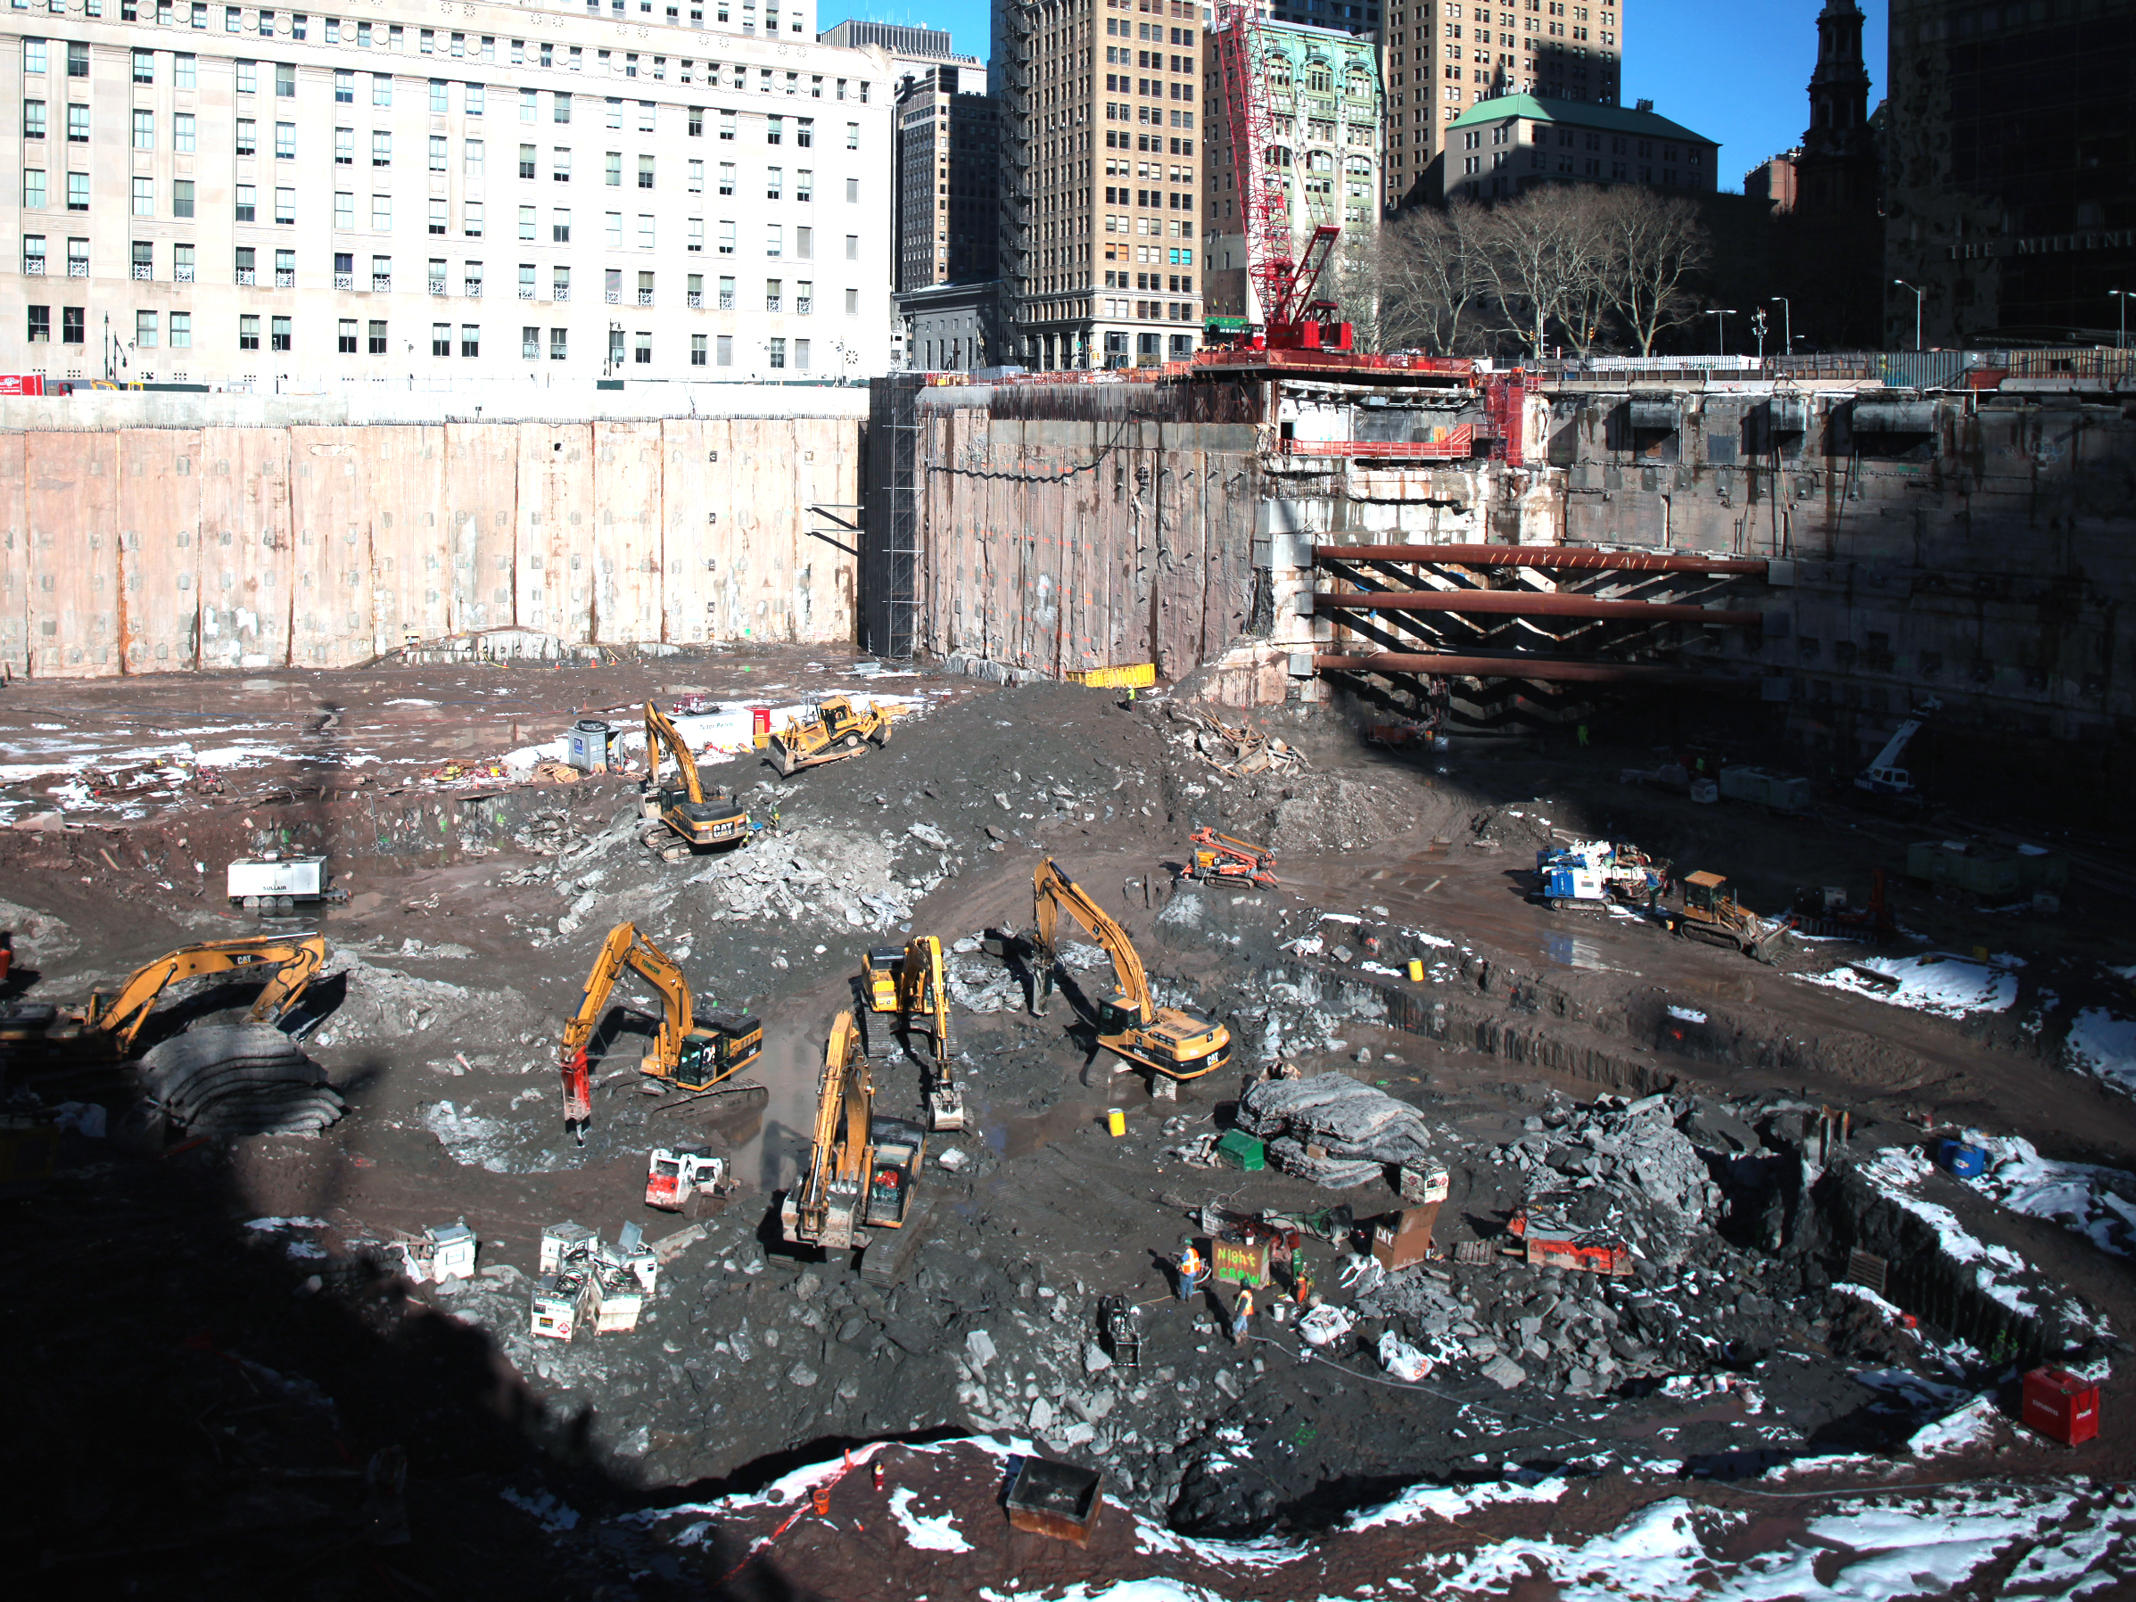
[1407,958,1425,982]
[1106,1108,1127,1138]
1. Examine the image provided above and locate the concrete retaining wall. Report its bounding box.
[0,415,860,677]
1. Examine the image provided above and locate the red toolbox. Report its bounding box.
[2021,1367,2099,1447]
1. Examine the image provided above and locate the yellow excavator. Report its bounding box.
[859,935,962,1131]
[764,695,894,779]
[641,700,753,862]
[557,921,762,1127]
[780,1010,927,1260]
[1031,858,1232,1088]
[0,934,327,1060]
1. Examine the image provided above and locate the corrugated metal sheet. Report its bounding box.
[1875,351,1972,390]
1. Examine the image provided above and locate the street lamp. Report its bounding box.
[1706,308,1737,357]
[1751,307,1769,361]
[1770,295,1791,357]
[1894,278,1924,351]
[2111,289,2133,351]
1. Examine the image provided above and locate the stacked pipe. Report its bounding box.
[140,1024,345,1136]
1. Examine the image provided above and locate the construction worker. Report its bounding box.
[1176,1241,1206,1303]
[1291,1263,1313,1308]
[1231,1287,1255,1348]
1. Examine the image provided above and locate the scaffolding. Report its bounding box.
[860,374,925,661]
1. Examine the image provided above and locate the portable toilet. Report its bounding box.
[567,719,619,773]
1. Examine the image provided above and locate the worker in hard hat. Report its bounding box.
[1176,1241,1206,1303]
[1231,1287,1256,1348]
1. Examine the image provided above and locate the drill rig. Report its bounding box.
[859,935,962,1131]
[556,922,761,1127]
[1211,2,1352,352]
[1031,859,1232,1087]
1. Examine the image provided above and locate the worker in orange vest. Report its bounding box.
[1176,1241,1206,1302]
[1231,1287,1255,1348]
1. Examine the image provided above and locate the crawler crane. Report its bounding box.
[859,935,963,1131]
[1031,858,1232,1087]
[641,700,752,861]
[556,922,761,1126]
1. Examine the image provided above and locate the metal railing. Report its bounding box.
[372,273,391,291]
[518,284,535,299]
[553,284,571,301]
[686,290,702,307]
[23,257,46,275]
[464,283,482,297]
[174,265,195,282]
[333,272,354,289]
[429,279,448,295]
[604,288,621,303]
[637,288,653,305]
[1279,425,1478,461]
[133,263,154,280]
[275,267,294,286]
[235,267,256,284]
[67,260,89,278]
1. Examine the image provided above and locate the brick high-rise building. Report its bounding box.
[1379,0,1622,213]
[893,66,998,292]
[994,0,1206,370]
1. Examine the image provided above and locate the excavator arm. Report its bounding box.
[644,701,707,806]
[898,935,963,1131]
[557,922,696,1124]
[1033,858,1154,1029]
[84,935,328,1056]
[787,1010,873,1246]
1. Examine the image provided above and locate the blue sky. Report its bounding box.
[824,0,1886,194]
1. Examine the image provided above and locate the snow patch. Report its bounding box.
[1801,953,2018,1019]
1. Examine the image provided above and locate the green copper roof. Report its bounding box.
[1447,93,1714,147]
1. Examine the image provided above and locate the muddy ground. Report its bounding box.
[5,648,2136,1599]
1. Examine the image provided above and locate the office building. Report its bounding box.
[894,65,997,292]
[1,0,897,386]
[1885,0,2133,344]
[995,0,1205,369]
[1379,0,1622,212]
[1435,92,1712,205]
[1201,18,1381,319]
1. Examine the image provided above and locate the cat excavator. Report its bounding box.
[556,921,762,1127]
[640,700,752,862]
[859,935,962,1131]
[780,1010,927,1268]
[763,695,894,779]
[1031,858,1232,1089]
[0,933,327,1061]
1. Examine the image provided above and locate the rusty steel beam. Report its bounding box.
[1315,591,1762,626]
[1313,543,1769,575]
[1314,652,1718,685]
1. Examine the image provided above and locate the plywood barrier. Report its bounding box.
[0,416,861,678]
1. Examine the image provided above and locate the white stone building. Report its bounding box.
[0,0,897,387]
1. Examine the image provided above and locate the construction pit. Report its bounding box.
[6,648,2136,1600]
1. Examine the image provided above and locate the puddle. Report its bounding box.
[1541,932,1615,972]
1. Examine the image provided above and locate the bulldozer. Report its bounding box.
[763,695,893,778]
[1180,826,1277,890]
[1031,858,1231,1091]
[0,933,327,1062]
[1667,871,1793,964]
[780,1010,928,1277]
[858,935,962,1131]
[557,922,762,1127]
[640,700,752,862]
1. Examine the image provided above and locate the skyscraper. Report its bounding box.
[1377,0,1622,212]
[995,0,1206,370]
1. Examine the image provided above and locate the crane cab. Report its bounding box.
[864,1116,927,1229]
[860,948,905,1014]
[659,1011,762,1091]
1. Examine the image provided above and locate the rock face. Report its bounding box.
[1236,1074,1436,1186]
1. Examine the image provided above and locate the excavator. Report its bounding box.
[640,700,753,862]
[859,935,962,1131]
[556,921,762,1127]
[780,1009,928,1271]
[1030,858,1232,1089]
[763,695,894,779]
[1181,827,1278,891]
[0,933,327,1062]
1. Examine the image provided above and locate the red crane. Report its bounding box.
[1212,1,1353,353]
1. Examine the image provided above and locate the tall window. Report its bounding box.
[272,315,291,351]
[133,110,156,150]
[369,319,388,355]
[340,319,359,353]
[239,314,261,351]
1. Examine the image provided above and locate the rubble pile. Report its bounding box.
[1236,1074,1437,1189]
[1495,1095,1720,1267]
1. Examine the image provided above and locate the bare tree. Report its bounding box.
[1595,189,1710,356]
[1469,191,1606,357]
[1374,203,1489,354]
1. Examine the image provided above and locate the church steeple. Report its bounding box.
[1806,0,1871,154]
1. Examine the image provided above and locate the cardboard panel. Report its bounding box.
[443,424,522,636]
[117,429,205,673]
[288,427,378,669]
[26,433,120,677]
